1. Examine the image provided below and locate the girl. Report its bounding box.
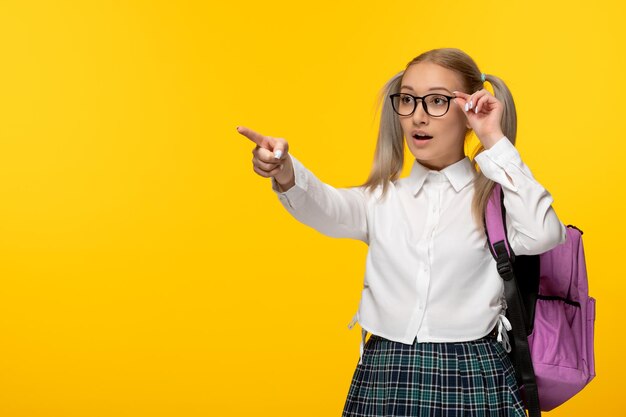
[237,48,566,417]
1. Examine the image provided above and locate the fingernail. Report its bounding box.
[469,100,473,109]
[274,150,283,159]
[475,106,478,114]
[464,103,469,112]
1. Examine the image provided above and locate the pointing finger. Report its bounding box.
[236,126,269,148]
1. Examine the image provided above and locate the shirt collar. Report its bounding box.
[408,156,476,195]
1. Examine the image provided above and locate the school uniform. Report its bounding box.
[270,136,566,417]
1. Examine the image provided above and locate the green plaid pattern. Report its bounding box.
[342,335,526,417]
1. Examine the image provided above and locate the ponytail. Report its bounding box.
[469,73,517,229]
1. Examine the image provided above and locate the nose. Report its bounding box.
[412,101,428,124]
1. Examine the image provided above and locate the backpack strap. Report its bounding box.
[485,183,542,417]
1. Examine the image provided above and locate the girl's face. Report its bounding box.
[398,62,470,171]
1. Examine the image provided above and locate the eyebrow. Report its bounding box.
[400,85,453,94]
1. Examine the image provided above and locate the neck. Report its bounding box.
[416,154,465,171]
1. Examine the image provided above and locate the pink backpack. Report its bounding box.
[485,184,596,417]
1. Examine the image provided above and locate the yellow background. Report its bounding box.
[0,1,622,416]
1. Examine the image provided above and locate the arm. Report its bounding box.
[271,154,369,243]
[475,136,567,255]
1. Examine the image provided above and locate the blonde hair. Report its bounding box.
[358,48,517,229]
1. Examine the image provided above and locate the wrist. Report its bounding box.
[480,131,505,149]
[275,175,295,190]
[274,158,295,191]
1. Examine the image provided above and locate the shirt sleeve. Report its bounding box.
[270,154,369,243]
[474,136,567,255]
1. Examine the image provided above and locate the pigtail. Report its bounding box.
[485,74,517,144]
[359,71,405,199]
[470,73,518,229]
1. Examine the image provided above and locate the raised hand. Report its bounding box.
[453,89,505,149]
[236,126,295,190]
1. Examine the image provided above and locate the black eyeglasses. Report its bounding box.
[389,93,456,117]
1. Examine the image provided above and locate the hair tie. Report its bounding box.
[481,73,486,83]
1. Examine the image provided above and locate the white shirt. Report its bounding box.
[271,136,566,364]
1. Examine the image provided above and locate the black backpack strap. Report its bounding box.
[485,184,541,417]
[493,241,541,417]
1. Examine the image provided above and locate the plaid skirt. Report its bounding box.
[342,334,526,417]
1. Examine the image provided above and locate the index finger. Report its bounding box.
[236,126,266,147]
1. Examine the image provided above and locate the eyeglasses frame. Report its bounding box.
[389,92,457,117]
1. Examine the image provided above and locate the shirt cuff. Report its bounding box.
[474,136,525,192]
[270,154,308,210]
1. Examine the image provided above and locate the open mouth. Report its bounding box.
[413,133,433,140]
